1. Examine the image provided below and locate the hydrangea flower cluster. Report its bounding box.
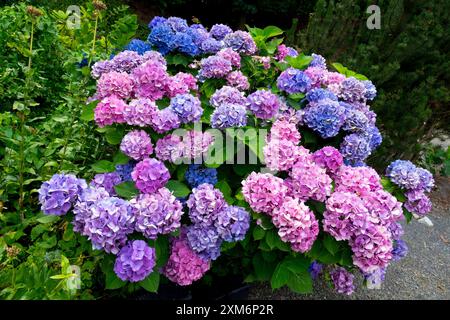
[330,267,355,295]
[185,164,218,188]
[90,172,122,195]
[131,158,170,194]
[246,89,280,119]
[114,240,156,282]
[120,130,153,160]
[211,103,247,129]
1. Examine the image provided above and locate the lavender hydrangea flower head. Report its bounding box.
[110,50,143,73]
[242,172,288,214]
[150,108,181,134]
[91,60,112,79]
[199,56,232,79]
[187,183,227,225]
[364,267,386,288]
[210,24,233,40]
[385,160,421,190]
[131,188,183,239]
[223,31,257,55]
[185,164,218,188]
[217,48,241,68]
[330,267,355,295]
[83,196,135,254]
[340,133,372,166]
[154,134,184,162]
[94,96,127,128]
[72,186,109,233]
[309,53,327,69]
[90,172,122,195]
[404,189,432,216]
[343,109,370,132]
[96,71,134,100]
[181,130,215,160]
[210,86,246,107]
[132,60,169,100]
[246,90,280,119]
[169,93,203,123]
[272,198,319,253]
[186,224,223,260]
[416,168,434,192]
[123,98,157,127]
[131,158,170,194]
[277,68,311,94]
[226,71,250,90]
[114,240,156,282]
[124,39,152,55]
[388,222,404,241]
[120,130,153,161]
[215,206,251,242]
[303,100,346,138]
[338,77,366,103]
[392,239,408,261]
[141,50,167,66]
[312,146,344,176]
[211,103,247,129]
[362,80,377,100]
[166,17,189,32]
[38,174,87,216]
[200,38,224,54]
[162,229,210,286]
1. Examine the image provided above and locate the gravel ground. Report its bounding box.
[248,176,450,300]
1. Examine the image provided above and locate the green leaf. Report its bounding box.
[155,236,170,268]
[31,224,48,240]
[271,262,291,289]
[215,180,233,204]
[138,272,160,292]
[114,181,139,199]
[265,229,290,251]
[105,270,126,290]
[403,208,413,223]
[282,255,310,273]
[253,226,266,240]
[286,54,313,70]
[381,177,395,193]
[287,270,313,294]
[252,253,276,281]
[263,26,283,38]
[105,127,125,145]
[36,215,59,224]
[166,53,190,66]
[80,101,97,122]
[113,151,129,165]
[91,160,116,173]
[331,62,368,80]
[176,165,188,181]
[165,180,190,198]
[323,234,340,255]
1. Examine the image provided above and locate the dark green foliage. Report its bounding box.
[297,0,450,167]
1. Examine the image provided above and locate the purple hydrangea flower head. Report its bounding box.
[162,229,210,286]
[186,224,222,260]
[210,24,233,40]
[223,31,256,55]
[226,71,250,90]
[364,267,386,288]
[308,261,323,280]
[83,196,135,254]
[114,240,156,282]
[38,174,87,216]
[150,108,181,134]
[246,89,280,119]
[115,162,136,182]
[154,134,184,162]
[94,96,127,128]
[303,100,346,138]
[340,133,372,166]
[362,80,377,100]
[338,77,366,103]
[242,172,288,214]
[123,98,157,127]
[124,39,152,55]
[169,93,203,123]
[187,27,209,48]
[72,186,109,233]
[120,130,153,161]
[312,146,344,176]
[199,56,232,79]
[148,16,166,29]
[272,197,319,253]
[389,222,404,240]
[132,60,169,100]
[385,160,421,190]
[343,109,370,132]
[181,130,215,160]
[404,189,432,216]
[309,53,327,69]
[215,206,251,242]
[91,60,112,79]
[392,239,408,261]
[131,187,183,239]
[416,168,434,192]
[211,103,247,129]
[361,189,403,226]
[166,17,189,32]
[185,164,218,188]
[306,88,337,105]
[110,51,143,73]
[210,86,246,107]
[200,38,224,54]
[217,48,241,68]
[141,50,167,66]
[277,68,311,94]
[187,183,227,225]
[330,267,355,295]
[131,158,170,194]
[96,71,134,100]
[90,172,122,195]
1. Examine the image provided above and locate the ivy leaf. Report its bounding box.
[165,180,190,198]
[114,181,139,199]
[138,272,160,293]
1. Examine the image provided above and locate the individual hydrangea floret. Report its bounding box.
[114,240,156,282]
[120,130,153,161]
[131,158,170,194]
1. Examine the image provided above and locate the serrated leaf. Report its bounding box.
[165,180,190,198]
[138,272,160,292]
[91,160,116,173]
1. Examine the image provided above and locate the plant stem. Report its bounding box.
[88,14,99,66]
[28,19,34,69]
[18,112,25,221]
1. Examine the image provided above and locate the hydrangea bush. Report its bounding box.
[39,17,434,296]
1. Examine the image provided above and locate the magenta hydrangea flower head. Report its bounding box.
[162,228,211,286]
[223,31,257,55]
[210,103,247,129]
[246,89,280,119]
[38,173,87,216]
[350,224,393,273]
[272,197,319,253]
[131,187,183,239]
[131,158,170,194]
[120,130,153,160]
[96,71,134,100]
[226,71,250,90]
[263,140,303,171]
[275,44,298,61]
[110,50,144,73]
[132,60,169,100]
[186,224,222,260]
[150,108,181,134]
[312,146,344,176]
[268,119,301,145]
[304,66,326,89]
[323,191,370,241]
[330,267,355,295]
[72,186,109,233]
[241,172,288,214]
[187,183,227,225]
[334,165,382,196]
[199,55,232,79]
[123,98,157,127]
[361,190,403,226]
[166,72,198,97]
[289,158,333,202]
[169,93,203,123]
[404,189,432,216]
[210,86,246,108]
[215,206,251,242]
[94,96,127,127]
[181,130,215,160]
[217,48,241,68]
[155,134,184,163]
[114,240,156,282]
[83,196,135,254]
[90,172,122,195]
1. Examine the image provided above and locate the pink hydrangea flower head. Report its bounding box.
[226,71,250,91]
[94,95,127,127]
[404,189,432,216]
[323,71,346,86]
[217,48,241,68]
[181,130,215,160]
[241,172,287,214]
[166,72,198,98]
[155,134,184,163]
[131,158,170,194]
[263,139,303,171]
[334,165,382,195]
[96,71,134,100]
[120,130,153,160]
[312,146,344,176]
[304,66,326,89]
[361,189,403,226]
[268,119,301,144]
[246,89,280,119]
[123,98,157,127]
[132,60,170,100]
